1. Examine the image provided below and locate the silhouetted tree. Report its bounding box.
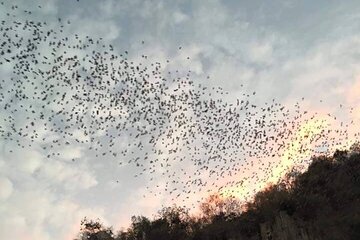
[77,218,114,240]
[76,146,360,240]
[199,194,241,223]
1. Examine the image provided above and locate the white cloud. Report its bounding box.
[59,146,84,160]
[173,11,188,24]
[40,160,98,191]
[0,177,13,200]
[11,150,43,174]
[248,41,274,64]
[0,186,107,240]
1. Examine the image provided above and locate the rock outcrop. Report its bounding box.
[260,211,320,240]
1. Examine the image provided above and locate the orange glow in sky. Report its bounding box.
[219,114,342,202]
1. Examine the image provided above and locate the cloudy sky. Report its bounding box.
[1,0,360,239]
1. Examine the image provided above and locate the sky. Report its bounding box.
[0,0,360,239]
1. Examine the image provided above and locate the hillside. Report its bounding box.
[76,144,360,240]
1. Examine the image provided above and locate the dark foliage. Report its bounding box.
[75,144,360,240]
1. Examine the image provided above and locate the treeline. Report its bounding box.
[75,143,360,240]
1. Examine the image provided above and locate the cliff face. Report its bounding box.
[260,211,319,240]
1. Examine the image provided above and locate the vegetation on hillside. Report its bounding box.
[75,143,360,240]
